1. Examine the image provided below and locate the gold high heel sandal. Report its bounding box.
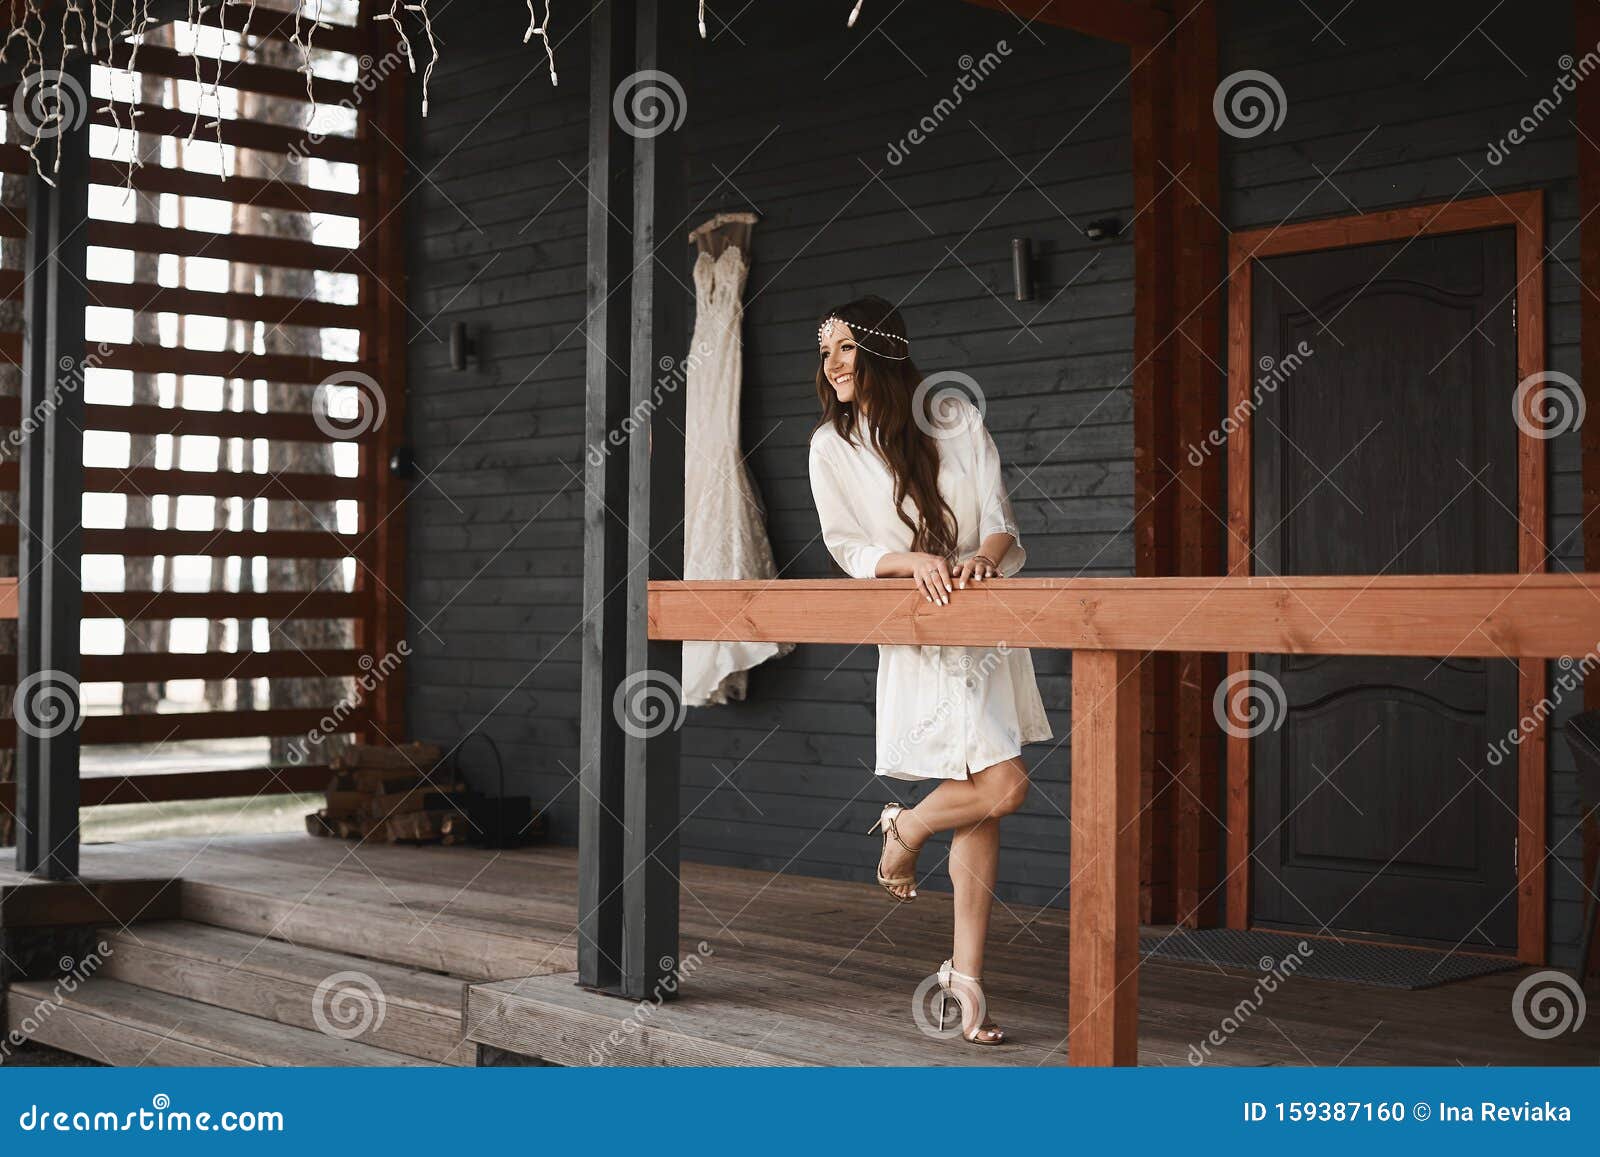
[936,958,1006,1045]
[867,802,918,902]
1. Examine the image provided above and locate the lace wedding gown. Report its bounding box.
[681,244,794,706]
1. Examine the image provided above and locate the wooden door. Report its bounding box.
[1249,227,1521,949]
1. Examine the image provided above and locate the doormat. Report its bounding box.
[1138,928,1521,990]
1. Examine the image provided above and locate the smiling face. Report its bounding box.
[819,323,861,404]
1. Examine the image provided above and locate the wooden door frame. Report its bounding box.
[1223,189,1549,964]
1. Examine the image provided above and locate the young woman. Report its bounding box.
[806,295,1053,1046]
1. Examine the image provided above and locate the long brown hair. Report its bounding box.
[812,295,957,560]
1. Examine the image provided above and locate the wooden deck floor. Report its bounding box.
[6,834,1596,1066]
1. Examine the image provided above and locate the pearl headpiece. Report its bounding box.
[817,315,912,360]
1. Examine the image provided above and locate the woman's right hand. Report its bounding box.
[908,552,954,605]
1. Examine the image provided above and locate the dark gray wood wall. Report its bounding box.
[402,0,1586,963]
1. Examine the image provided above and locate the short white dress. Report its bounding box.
[807,395,1053,781]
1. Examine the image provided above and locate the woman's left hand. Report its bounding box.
[953,554,999,588]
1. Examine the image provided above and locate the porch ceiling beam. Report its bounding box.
[647,574,1600,660]
[960,0,1170,46]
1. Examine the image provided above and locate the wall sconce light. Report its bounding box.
[1085,216,1124,241]
[450,320,477,371]
[1012,237,1034,302]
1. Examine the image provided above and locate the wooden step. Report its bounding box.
[176,875,576,981]
[97,921,471,1065]
[464,962,1076,1067]
[0,874,180,928]
[4,977,433,1066]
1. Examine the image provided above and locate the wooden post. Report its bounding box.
[15,43,91,879]
[356,0,410,744]
[622,0,688,1001]
[577,0,636,993]
[1169,0,1223,929]
[1069,649,1141,1066]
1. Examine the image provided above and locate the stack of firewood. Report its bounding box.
[305,741,472,845]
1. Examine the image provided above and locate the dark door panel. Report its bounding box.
[1249,227,1520,950]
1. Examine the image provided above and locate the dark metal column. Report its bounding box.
[577,0,636,992]
[15,46,91,879]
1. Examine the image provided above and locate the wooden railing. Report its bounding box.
[649,573,1600,1065]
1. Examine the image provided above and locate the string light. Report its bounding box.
[0,0,869,181]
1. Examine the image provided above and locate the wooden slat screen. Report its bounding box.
[0,0,407,804]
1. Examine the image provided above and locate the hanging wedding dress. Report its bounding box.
[681,238,794,706]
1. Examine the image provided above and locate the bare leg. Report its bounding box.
[950,816,1000,978]
[876,756,1028,899]
[947,816,1003,1038]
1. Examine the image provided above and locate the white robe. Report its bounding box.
[807,397,1053,781]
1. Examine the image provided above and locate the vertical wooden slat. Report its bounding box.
[1129,26,1176,925]
[15,42,91,879]
[623,0,688,1001]
[578,0,636,994]
[1069,649,1141,1066]
[1515,190,1547,966]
